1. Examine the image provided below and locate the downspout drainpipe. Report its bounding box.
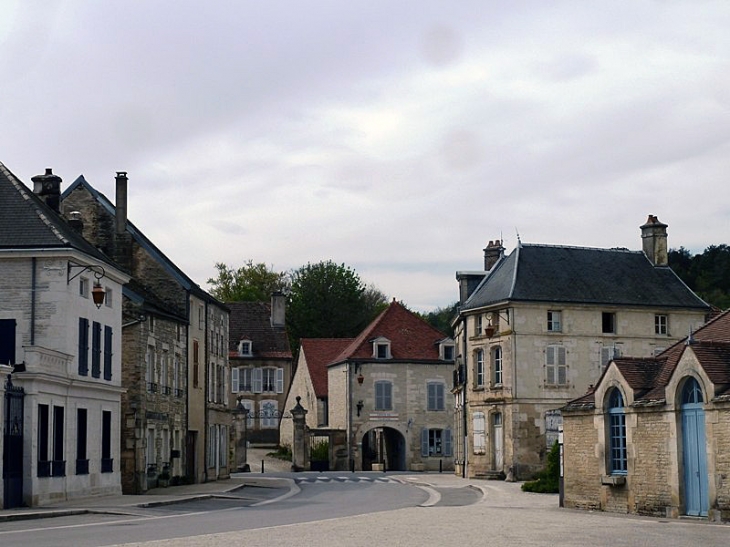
[347,361,352,472]
[31,257,37,346]
[203,299,209,482]
[462,316,468,479]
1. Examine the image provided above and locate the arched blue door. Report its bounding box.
[681,378,708,517]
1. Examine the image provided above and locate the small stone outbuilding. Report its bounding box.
[562,309,730,521]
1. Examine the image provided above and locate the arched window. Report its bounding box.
[682,377,704,405]
[607,388,627,474]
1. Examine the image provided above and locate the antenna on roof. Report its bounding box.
[515,228,521,246]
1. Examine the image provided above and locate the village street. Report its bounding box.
[1,470,727,547]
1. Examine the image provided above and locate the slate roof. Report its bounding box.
[299,338,353,398]
[328,300,449,365]
[0,161,113,265]
[462,244,709,311]
[227,301,292,360]
[565,309,730,410]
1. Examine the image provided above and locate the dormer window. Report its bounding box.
[238,339,252,357]
[438,338,455,361]
[372,337,391,359]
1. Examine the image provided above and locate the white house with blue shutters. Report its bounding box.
[0,163,129,508]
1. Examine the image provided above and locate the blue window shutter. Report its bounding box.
[421,428,429,457]
[103,326,113,380]
[444,429,453,456]
[78,318,89,376]
[0,319,16,365]
[91,321,101,378]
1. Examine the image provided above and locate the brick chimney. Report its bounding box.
[270,291,286,328]
[640,215,668,266]
[67,211,84,233]
[31,168,62,212]
[115,171,128,234]
[483,239,505,271]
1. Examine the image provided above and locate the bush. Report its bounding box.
[310,440,329,461]
[522,441,560,493]
[268,445,292,461]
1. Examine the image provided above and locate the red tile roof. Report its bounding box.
[300,339,354,398]
[329,300,449,364]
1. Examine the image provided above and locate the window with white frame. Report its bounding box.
[473,412,486,454]
[374,380,393,411]
[655,314,668,335]
[373,337,391,359]
[427,382,445,411]
[440,340,455,361]
[492,346,503,386]
[547,310,562,332]
[104,287,113,308]
[260,400,278,428]
[256,367,283,393]
[79,277,89,298]
[606,388,627,474]
[231,367,253,393]
[545,345,567,385]
[421,428,453,457]
[475,314,483,335]
[238,339,252,356]
[475,349,485,387]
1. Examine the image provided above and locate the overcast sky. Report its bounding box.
[2,1,728,311]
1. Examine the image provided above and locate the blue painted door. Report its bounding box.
[681,379,709,517]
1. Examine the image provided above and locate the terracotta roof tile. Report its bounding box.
[300,339,354,398]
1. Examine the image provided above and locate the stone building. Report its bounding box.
[562,309,730,521]
[280,338,352,448]
[0,163,129,507]
[61,173,230,491]
[452,216,710,480]
[326,300,456,472]
[228,294,292,446]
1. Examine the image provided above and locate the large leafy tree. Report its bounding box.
[207,261,288,302]
[287,260,388,345]
[669,245,730,310]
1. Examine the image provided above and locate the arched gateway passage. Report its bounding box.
[361,427,405,471]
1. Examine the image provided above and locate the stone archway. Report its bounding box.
[360,426,406,471]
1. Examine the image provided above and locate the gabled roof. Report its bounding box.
[62,175,223,306]
[0,162,113,266]
[462,244,709,312]
[565,309,730,410]
[228,301,292,360]
[299,338,353,398]
[328,300,449,365]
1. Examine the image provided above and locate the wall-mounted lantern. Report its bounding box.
[357,373,364,385]
[68,262,107,309]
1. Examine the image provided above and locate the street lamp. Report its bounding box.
[68,262,107,309]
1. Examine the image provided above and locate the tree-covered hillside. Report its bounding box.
[669,245,730,310]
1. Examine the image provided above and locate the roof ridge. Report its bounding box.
[521,243,639,253]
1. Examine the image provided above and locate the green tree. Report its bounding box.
[287,260,388,345]
[419,302,459,337]
[669,245,730,310]
[207,261,288,302]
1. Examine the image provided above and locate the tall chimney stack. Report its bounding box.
[640,215,668,266]
[115,171,128,234]
[483,239,505,271]
[31,168,62,212]
[270,291,286,328]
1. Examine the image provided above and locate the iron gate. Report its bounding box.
[309,433,330,472]
[3,376,25,509]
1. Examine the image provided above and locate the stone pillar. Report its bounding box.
[290,397,308,472]
[232,403,250,472]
